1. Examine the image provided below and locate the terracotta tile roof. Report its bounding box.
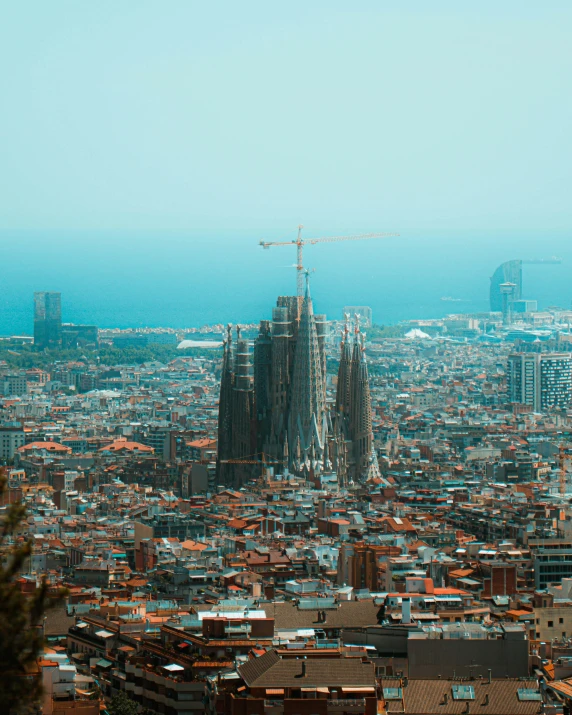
[549,678,572,699]
[44,606,76,636]
[227,519,248,530]
[380,516,417,532]
[187,438,217,448]
[18,441,71,453]
[542,662,555,680]
[99,440,154,453]
[449,569,475,579]
[505,609,534,619]
[180,540,209,551]
[239,650,280,683]
[243,550,291,566]
[239,650,375,688]
[270,600,379,630]
[382,678,543,714]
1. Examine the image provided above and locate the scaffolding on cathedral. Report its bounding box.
[216,276,379,487]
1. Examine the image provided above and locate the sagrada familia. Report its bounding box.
[216,277,379,486]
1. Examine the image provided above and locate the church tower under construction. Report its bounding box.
[216,278,377,486]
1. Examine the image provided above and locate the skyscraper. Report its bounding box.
[217,278,378,486]
[490,260,522,312]
[33,292,62,349]
[507,352,572,412]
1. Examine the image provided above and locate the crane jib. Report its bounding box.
[259,227,400,296]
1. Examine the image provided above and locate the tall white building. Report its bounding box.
[507,352,572,412]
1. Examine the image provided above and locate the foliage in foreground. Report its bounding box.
[108,690,140,715]
[0,470,65,713]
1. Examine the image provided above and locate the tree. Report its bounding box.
[108,690,140,715]
[0,469,65,713]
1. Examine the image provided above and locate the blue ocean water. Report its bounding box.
[0,229,570,335]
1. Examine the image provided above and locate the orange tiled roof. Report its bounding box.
[18,442,71,453]
[99,440,154,453]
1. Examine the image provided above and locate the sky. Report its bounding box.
[0,2,571,331]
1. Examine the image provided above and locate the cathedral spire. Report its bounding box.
[336,315,352,416]
[288,273,327,463]
[349,326,374,480]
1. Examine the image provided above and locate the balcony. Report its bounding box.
[262,698,368,714]
[68,627,108,649]
[328,699,367,712]
[224,623,252,637]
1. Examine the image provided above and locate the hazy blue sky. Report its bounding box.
[1,1,571,234]
[0,3,571,333]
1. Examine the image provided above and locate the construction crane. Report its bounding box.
[260,225,400,297]
[523,257,563,265]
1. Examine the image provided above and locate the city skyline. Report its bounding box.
[2,4,572,714]
[1,228,570,336]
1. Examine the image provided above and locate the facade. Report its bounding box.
[138,424,175,461]
[34,291,62,348]
[217,280,377,486]
[61,324,99,349]
[124,661,205,713]
[0,424,25,460]
[507,352,572,412]
[41,657,99,715]
[531,540,572,589]
[1,373,27,396]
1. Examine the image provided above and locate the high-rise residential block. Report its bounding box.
[507,352,572,412]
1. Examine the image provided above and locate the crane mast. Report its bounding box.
[260,225,400,297]
[296,225,304,296]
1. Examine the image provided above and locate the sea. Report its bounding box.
[1,229,570,336]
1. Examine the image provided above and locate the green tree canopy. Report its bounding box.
[108,690,140,715]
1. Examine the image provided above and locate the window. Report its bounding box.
[452,686,475,701]
[517,689,541,702]
[384,688,403,700]
[548,621,554,628]
[560,618,564,624]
